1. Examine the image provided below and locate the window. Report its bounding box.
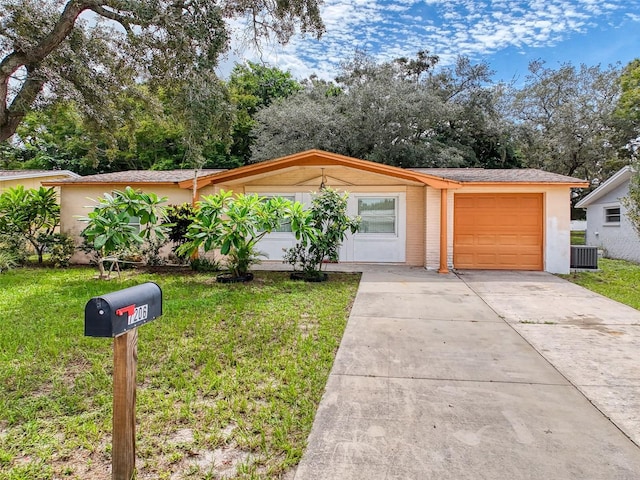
[604,207,621,224]
[358,197,396,234]
[128,216,141,233]
[262,195,295,232]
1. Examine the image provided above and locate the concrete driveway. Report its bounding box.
[293,267,640,480]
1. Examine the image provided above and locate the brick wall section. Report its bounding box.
[426,187,440,269]
[405,186,425,266]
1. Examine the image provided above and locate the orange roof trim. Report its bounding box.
[177,150,463,190]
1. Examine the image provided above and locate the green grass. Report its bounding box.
[570,230,586,245]
[561,258,640,310]
[0,267,360,479]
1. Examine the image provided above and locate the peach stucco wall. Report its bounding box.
[60,184,194,263]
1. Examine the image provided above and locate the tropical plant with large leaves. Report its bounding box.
[178,191,298,279]
[0,185,60,263]
[80,187,169,277]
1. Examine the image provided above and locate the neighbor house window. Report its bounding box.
[604,206,621,224]
[262,195,295,232]
[128,216,141,233]
[358,197,397,234]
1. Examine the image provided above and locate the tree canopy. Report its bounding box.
[252,53,521,169]
[0,0,324,142]
[510,61,623,183]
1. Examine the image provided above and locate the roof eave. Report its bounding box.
[4,170,80,182]
[575,166,633,208]
[179,149,462,190]
[462,181,590,188]
[42,180,179,187]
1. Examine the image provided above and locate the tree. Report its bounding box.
[616,60,640,236]
[0,185,60,263]
[252,52,518,168]
[80,187,169,278]
[622,165,640,239]
[0,0,324,142]
[616,59,640,127]
[511,61,623,182]
[614,59,640,161]
[229,61,302,163]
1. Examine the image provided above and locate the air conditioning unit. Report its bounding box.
[570,246,598,269]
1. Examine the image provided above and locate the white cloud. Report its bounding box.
[222,0,639,81]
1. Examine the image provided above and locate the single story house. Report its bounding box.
[575,166,640,263]
[0,169,79,193]
[44,150,588,273]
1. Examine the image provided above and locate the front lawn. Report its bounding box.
[0,268,360,479]
[561,258,640,310]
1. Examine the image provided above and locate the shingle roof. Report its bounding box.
[410,168,586,184]
[575,166,632,208]
[48,169,224,184]
[40,163,587,187]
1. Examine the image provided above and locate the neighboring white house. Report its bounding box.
[576,166,640,263]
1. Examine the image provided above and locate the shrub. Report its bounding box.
[164,203,196,261]
[178,191,294,278]
[285,188,360,278]
[0,250,18,273]
[190,257,222,272]
[40,233,76,268]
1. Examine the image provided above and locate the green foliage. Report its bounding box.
[80,187,169,277]
[164,203,197,260]
[229,62,302,163]
[252,53,520,168]
[285,188,360,277]
[614,59,640,162]
[189,256,222,272]
[615,59,640,127]
[0,233,27,265]
[622,164,640,238]
[0,249,18,273]
[39,233,76,268]
[0,186,60,263]
[1,0,324,142]
[512,61,623,182]
[178,191,296,277]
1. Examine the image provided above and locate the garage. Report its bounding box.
[454,193,543,270]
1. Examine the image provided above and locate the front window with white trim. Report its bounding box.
[358,197,397,234]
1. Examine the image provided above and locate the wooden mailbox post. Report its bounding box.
[85,282,163,480]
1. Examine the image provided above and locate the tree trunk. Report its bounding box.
[0,1,88,141]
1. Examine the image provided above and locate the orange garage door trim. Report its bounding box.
[454,193,543,270]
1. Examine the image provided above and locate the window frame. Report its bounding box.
[603,205,621,226]
[356,196,399,236]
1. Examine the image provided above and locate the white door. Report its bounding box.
[341,193,406,262]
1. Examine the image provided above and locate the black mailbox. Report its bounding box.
[85,282,162,337]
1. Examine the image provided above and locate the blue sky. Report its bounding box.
[221,0,640,84]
